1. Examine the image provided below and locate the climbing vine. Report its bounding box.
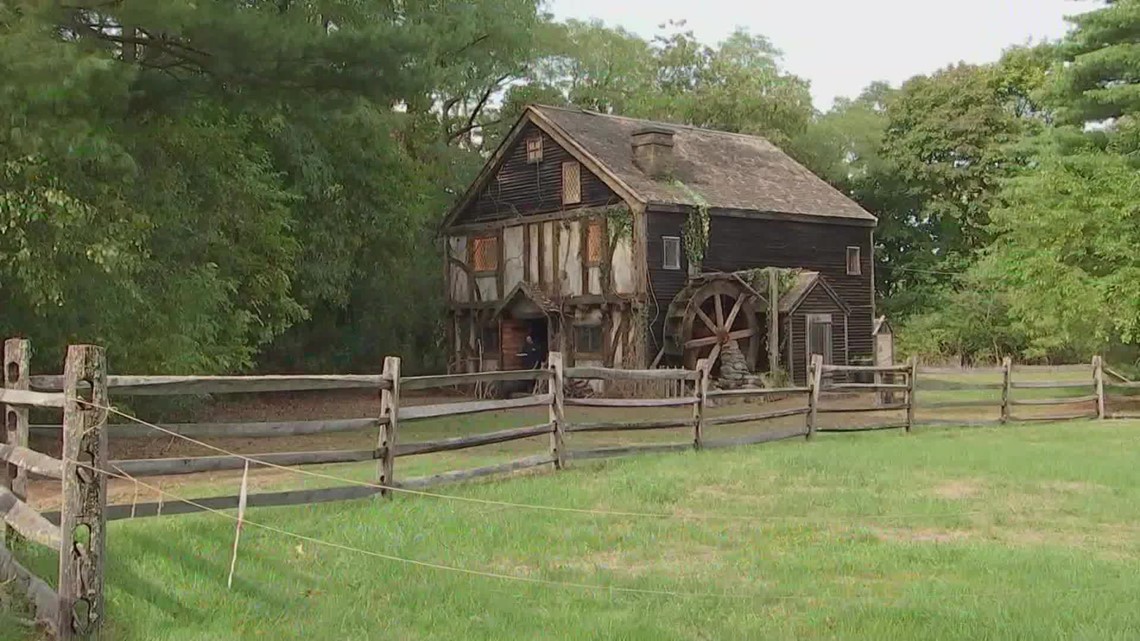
[672,180,710,269]
[745,266,799,300]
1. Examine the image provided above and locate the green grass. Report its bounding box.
[11,420,1140,640]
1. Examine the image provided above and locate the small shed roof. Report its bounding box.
[778,271,851,316]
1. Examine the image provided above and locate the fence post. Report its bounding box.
[3,338,31,546]
[905,356,917,433]
[1093,355,1105,420]
[548,352,566,469]
[1000,357,1012,424]
[806,354,823,440]
[377,356,401,497]
[693,359,708,450]
[59,345,108,641]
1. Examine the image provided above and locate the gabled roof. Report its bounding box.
[493,281,560,319]
[531,105,877,223]
[441,105,876,231]
[778,271,851,316]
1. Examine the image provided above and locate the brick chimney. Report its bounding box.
[631,126,675,179]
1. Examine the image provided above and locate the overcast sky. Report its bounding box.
[548,0,1091,110]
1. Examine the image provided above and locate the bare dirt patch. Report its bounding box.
[869,527,973,544]
[932,479,984,500]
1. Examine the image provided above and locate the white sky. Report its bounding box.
[548,0,1092,110]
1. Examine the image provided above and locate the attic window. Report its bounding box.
[585,220,604,266]
[471,235,498,273]
[562,161,581,205]
[846,246,862,276]
[575,325,604,355]
[526,136,543,164]
[662,236,681,270]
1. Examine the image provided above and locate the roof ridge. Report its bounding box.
[530,104,777,146]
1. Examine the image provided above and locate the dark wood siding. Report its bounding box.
[646,209,873,368]
[788,287,849,385]
[458,123,619,223]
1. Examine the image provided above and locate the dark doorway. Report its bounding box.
[500,316,549,370]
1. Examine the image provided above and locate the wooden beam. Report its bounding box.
[31,374,392,396]
[816,423,907,433]
[705,386,810,398]
[1094,355,1106,420]
[397,423,553,456]
[378,356,400,497]
[90,485,383,521]
[0,539,58,635]
[807,353,823,440]
[0,388,65,409]
[401,369,550,391]
[768,268,779,376]
[548,352,566,470]
[4,338,31,526]
[564,396,698,408]
[0,445,63,479]
[59,344,109,640]
[564,366,698,381]
[399,394,553,421]
[704,428,808,449]
[817,404,909,414]
[565,443,691,461]
[1009,411,1099,422]
[0,487,61,549]
[397,454,555,490]
[566,418,695,433]
[1010,381,1094,389]
[32,418,383,439]
[820,363,912,373]
[1009,395,1098,406]
[110,449,379,478]
[684,328,753,349]
[1000,356,1012,424]
[704,406,812,426]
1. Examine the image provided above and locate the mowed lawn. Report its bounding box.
[12,420,1140,640]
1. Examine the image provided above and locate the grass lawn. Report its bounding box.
[10,419,1140,640]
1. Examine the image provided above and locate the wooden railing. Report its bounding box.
[4,334,1134,639]
[3,341,108,641]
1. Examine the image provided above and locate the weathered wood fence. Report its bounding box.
[0,336,1130,639]
[1,341,108,640]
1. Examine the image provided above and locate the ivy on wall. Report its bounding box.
[672,180,710,269]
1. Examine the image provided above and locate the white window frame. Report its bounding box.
[806,313,833,366]
[662,236,681,270]
[846,246,862,276]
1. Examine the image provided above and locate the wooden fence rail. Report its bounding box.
[4,335,1137,639]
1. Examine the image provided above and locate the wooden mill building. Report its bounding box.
[440,105,877,383]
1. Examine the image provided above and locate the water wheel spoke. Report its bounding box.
[706,343,722,370]
[695,306,718,334]
[714,294,725,328]
[724,295,745,330]
[726,327,755,341]
[685,335,722,349]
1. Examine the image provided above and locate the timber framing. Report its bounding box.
[648,203,878,228]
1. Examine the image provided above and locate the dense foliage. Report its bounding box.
[3,0,1137,372]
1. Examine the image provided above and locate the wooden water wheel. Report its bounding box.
[663,276,763,372]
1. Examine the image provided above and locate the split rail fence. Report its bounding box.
[0,336,1129,639]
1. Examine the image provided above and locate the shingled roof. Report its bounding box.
[531,105,876,222]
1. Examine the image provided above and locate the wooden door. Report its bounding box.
[500,319,528,370]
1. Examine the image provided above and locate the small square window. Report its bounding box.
[575,325,604,354]
[562,161,581,205]
[846,246,861,276]
[662,236,681,270]
[526,136,543,164]
[585,221,604,266]
[471,236,498,272]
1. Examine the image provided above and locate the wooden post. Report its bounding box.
[1000,356,1012,424]
[693,359,709,450]
[768,268,779,376]
[905,356,917,433]
[59,345,109,641]
[377,356,401,497]
[1093,355,1106,420]
[548,352,566,469]
[806,353,823,440]
[3,339,31,545]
